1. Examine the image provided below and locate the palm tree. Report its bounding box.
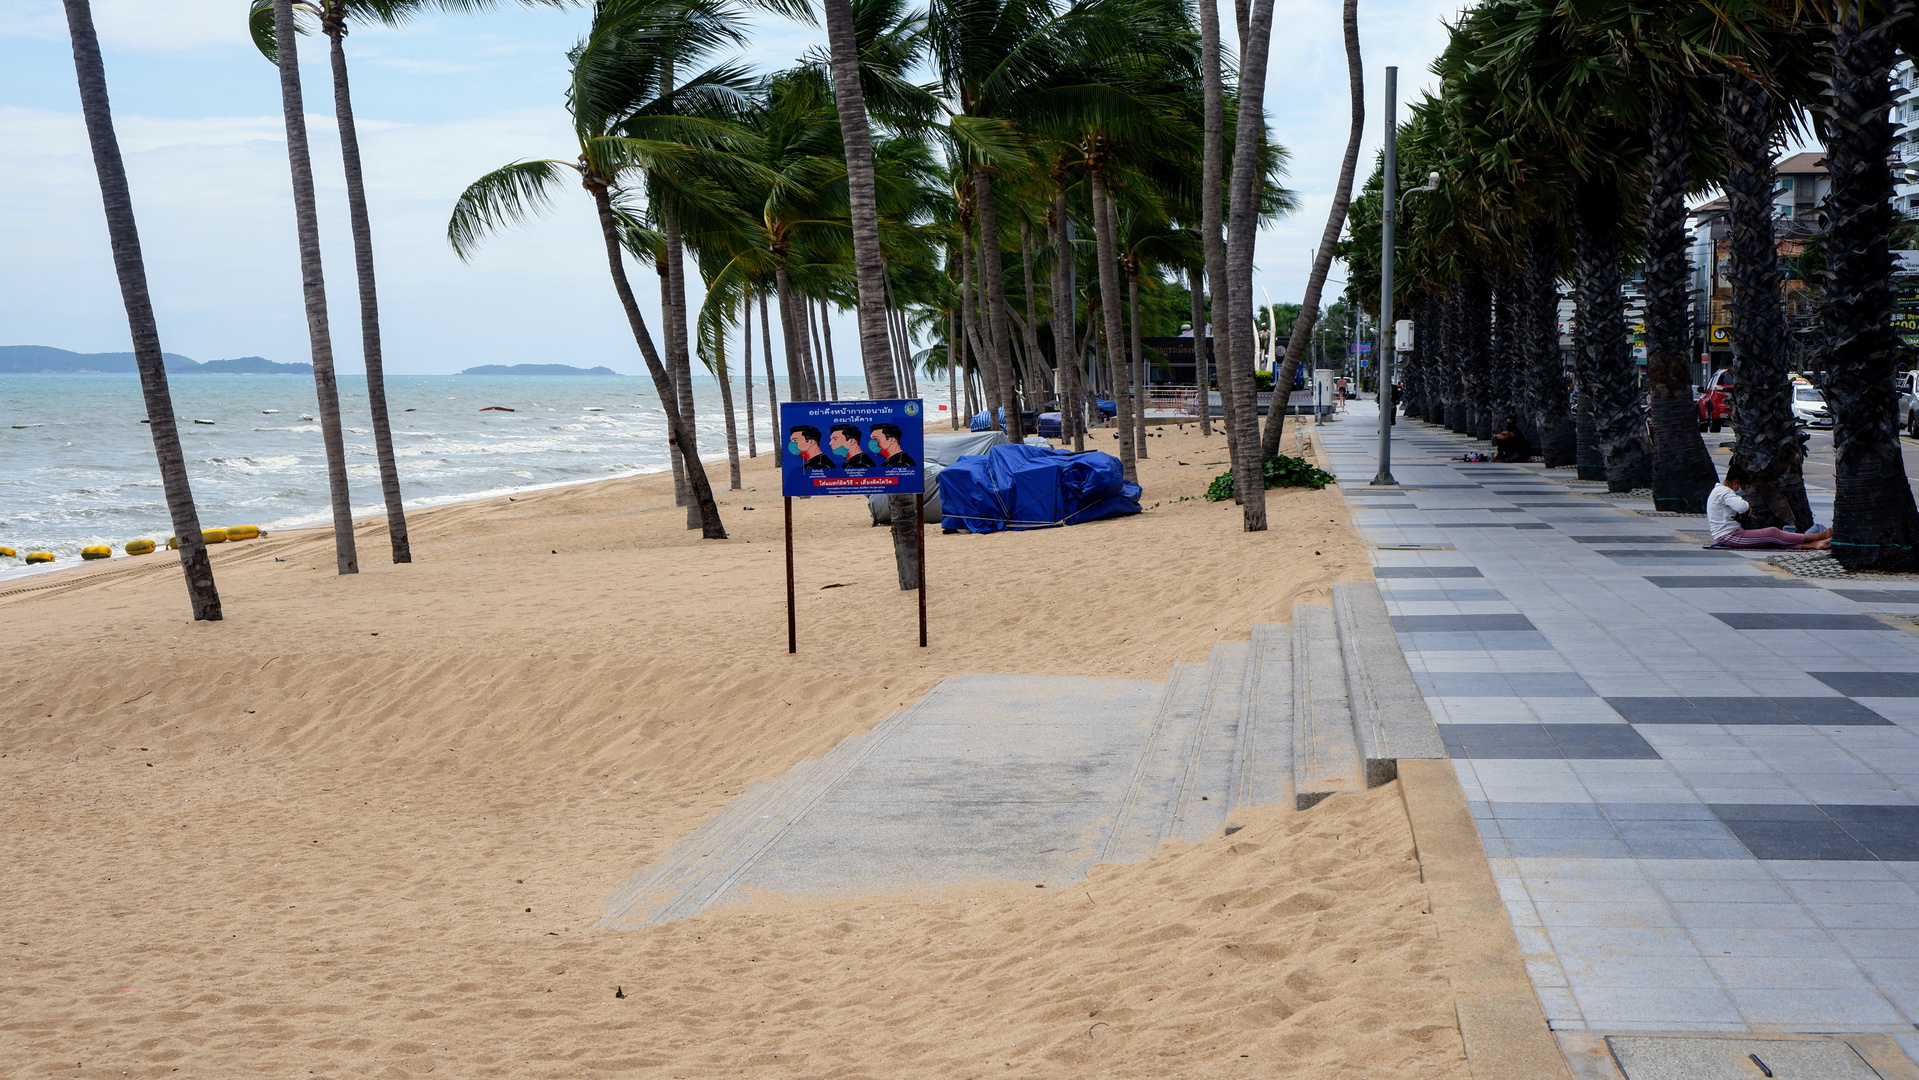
[271,0,358,574]
[1223,0,1276,528]
[62,0,222,621]
[1821,1,1919,570]
[1261,0,1360,460]
[447,0,735,538]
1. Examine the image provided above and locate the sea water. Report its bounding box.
[0,372,828,580]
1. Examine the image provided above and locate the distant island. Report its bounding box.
[0,345,313,375]
[458,364,625,377]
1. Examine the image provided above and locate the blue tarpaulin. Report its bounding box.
[937,444,1142,533]
[969,407,1007,431]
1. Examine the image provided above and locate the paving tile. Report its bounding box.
[1830,589,1919,604]
[1809,672,1919,698]
[1728,986,1910,1028]
[1561,953,1721,988]
[1644,576,1815,589]
[1670,902,1820,929]
[1805,902,1919,928]
[1374,566,1484,579]
[1833,928,1919,959]
[1566,535,1690,544]
[1707,955,1880,990]
[1605,696,1892,726]
[1545,924,1701,958]
[1687,927,1848,958]
[1392,613,1539,632]
[1713,612,1898,631]
[1569,985,1743,1026]
[1652,878,1795,904]
[1506,837,1635,858]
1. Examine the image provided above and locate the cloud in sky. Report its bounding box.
[1,1,1471,375]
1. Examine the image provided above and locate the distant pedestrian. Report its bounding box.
[1708,463,1831,548]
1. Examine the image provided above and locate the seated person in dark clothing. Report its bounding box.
[1492,415,1531,462]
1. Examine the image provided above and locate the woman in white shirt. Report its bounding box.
[1708,462,1832,548]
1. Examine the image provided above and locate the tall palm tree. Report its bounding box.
[62,0,222,621]
[1223,0,1276,528]
[1821,0,1919,570]
[272,0,358,575]
[447,0,736,538]
[1261,0,1360,459]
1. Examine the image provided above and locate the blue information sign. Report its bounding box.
[780,399,925,497]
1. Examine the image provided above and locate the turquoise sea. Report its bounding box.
[0,372,821,579]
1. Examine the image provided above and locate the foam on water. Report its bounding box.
[0,372,819,580]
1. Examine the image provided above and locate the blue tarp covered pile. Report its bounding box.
[937,444,1142,533]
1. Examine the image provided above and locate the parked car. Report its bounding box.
[1897,371,1919,436]
[1790,382,1832,428]
[1697,368,1734,432]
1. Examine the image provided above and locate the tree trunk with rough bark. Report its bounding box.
[1525,219,1576,467]
[63,0,221,620]
[1645,88,1720,511]
[742,290,758,457]
[273,0,357,575]
[759,288,780,425]
[590,185,724,538]
[323,10,408,563]
[1225,0,1276,527]
[775,263,810,402]
[1723,71,1811,528]
[1573,175,1651,491]
[1189,266,1211,435]
[1263,0,1362,458]
[1128,262,1148,460]
[1823,5,1919,570]
[974,169,1023,439]
[718,331,742,489]
[1198,0,1230,457]
[1090,166,1137,482]
[1050,189,1084,449]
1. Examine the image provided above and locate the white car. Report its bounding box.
[1791,384,1832,428]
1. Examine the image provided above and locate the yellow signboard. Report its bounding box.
[1709,325,1732,345]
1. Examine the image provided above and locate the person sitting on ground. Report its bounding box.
[1492,415,1531,462]
[1708,463,1832,548]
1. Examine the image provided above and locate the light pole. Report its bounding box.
[1373,63,1439,486]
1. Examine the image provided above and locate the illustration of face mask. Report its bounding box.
[787,439,801,456]
[868,438,882,453]
[832,444,850,460]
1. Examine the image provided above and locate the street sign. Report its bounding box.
[1350,342,1372,354]
[781,400,925,497]
[778,399,929,653]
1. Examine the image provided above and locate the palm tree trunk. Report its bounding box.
[818,298,837,399]
[742,289,757,458]
[1049,188,1083,448]
[1723,71,1810,528]
[974,169,1024,439]
[1573,175,1651,492]
[666,218,701,527]
[1198,0,1232,456]
[967,233,1003,428]
[775,264,810,401]
[1188,266,1211,436]
[947,280,961,428]
[1263,0,1362,458]
[1824,5,1919,570]
[323,11,408,563]
[1570,284,1603,479]
[1018,223,1048,415]
[1128,263,1149,460]
[1468,277,1495,441]
[1090,165,1137,482]
[759,288,780,424]
[718,330,742,490]
[590,184,725,539]
[273,0,357,575]
[805,297,825,401]
[1525,219,1575,467]
[1645,87,1719,512]
[959,236,978,423]
[1225,0,1277,528]
[62,0,220,620]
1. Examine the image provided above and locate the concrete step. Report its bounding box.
[1333,581,1447,786]
[1096,661,1211,863]
[1231,621,1294,814]
[1170,641,1250,843]
[1292,603,1365,811]
[597,707,914,929]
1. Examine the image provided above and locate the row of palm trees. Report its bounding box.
[64,0,1366,617]
[1348,0,1919,572]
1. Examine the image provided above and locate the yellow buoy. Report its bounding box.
[81,545,111,561]
[0,547,15,558]
[202,528,228,544]
[125,539,156,556]
[166,536,179,550]
[225,524,260,541]
[25,552,54,564]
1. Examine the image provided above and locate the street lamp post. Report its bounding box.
[1373,64,1439,486]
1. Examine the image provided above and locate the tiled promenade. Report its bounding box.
[1317,404,1919,1061]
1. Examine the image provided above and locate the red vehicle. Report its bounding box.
[1697,368,1733,432]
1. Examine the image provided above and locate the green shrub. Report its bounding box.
[1204,454,1336,501]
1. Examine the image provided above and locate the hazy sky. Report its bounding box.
[1,0,1464,375]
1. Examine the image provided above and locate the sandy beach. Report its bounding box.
[1,422,1471,1078]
